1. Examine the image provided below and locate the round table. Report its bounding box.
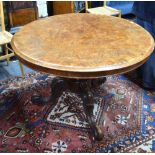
[11,13,154,141]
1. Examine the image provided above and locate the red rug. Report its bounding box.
[0,73,142,152]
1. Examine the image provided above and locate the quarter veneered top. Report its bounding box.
[11,13,154,78]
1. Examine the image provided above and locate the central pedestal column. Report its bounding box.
[51,77,106,141]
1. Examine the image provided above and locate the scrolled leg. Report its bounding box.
[80,80,103,141]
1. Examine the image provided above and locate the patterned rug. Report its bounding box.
[0,73,154,153]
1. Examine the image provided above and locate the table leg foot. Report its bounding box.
[81,80,104,141]
[94,126,104,141]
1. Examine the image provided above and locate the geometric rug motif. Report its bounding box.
[46,77,142,133]
[46,91,103,128]
[0,72,149,153]
[95,79,155,153]
[94,77,142,142]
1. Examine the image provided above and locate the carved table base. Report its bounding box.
[32,77,106,140]
[50,77,106,141]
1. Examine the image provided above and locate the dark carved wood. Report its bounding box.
[49,77,106,141]
[80,80,104,141]
[31,77,106,140]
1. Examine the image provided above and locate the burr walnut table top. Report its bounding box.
[11,13,154,79]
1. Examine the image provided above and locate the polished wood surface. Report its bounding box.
[9,8,38,27]
[5,1,38,28]
[52,1,74,15]
[11,13,154,79]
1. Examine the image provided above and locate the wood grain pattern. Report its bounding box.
[9,8,38,27]
[5,1,38,28]
[11,13,155,79]
[52,1,74,15]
